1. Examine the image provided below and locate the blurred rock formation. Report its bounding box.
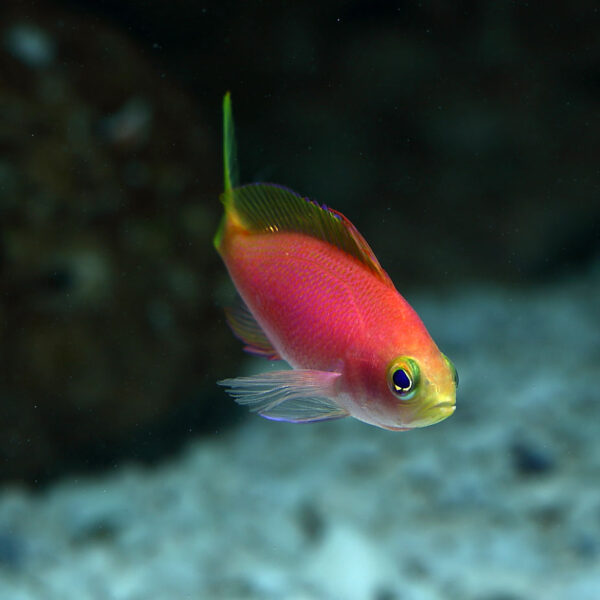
[0,2,235,483]
[1,0,598,482]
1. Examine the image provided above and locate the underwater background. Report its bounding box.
[1,1,599,598]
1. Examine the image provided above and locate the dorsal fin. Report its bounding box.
[222,91,238,193]
[224,183,393,287]
[214,92,239,252]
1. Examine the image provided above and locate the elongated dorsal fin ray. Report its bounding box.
[225,183,394,287]
[225,298,281,360]
[223,91,238,193]
[214,92,240,251]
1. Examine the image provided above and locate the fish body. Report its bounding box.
[215,93,457,430]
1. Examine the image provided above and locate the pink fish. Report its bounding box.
[215,93,457,430]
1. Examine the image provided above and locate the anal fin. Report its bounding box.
[225,298,281,360]
[218,369,348,423]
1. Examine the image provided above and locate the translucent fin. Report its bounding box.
[223,183,393,287]
[218,370,348,423]
[225,299,281,360]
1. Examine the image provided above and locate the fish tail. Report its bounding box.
[214,92,243,252]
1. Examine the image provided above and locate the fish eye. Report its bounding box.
[392,368,412,393]
[387,357,420,400]
[442,354,459,388]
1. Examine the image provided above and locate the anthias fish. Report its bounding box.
[214,93,457,430]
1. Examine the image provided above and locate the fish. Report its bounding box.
[214,92,457,430]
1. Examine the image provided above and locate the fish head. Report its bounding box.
[376,352,458,430]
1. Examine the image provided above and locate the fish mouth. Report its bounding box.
[379,398,456,431]
[409,399,455,428]
[431,401,455,411]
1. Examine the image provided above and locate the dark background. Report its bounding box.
[1,0,598,484]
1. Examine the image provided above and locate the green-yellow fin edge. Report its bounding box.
[215,92,239,252]
[223,92,238,193]
[213,213,226,252]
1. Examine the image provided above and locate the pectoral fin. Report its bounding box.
[218,369,348,423]
[224,298,281,360]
